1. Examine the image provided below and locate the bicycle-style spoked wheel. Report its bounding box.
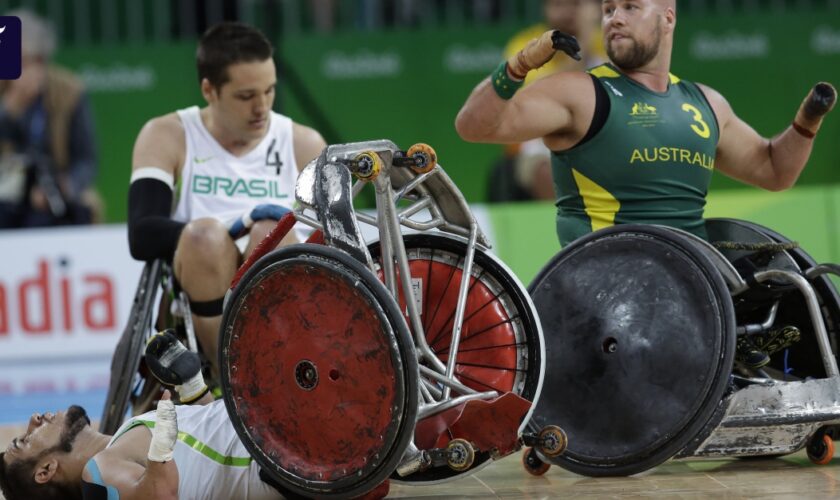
[370,233,544,483]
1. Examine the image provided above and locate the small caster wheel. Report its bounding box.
[446,438,475,472]
[406,143,437,174]
[807,434,835,465]
[538,425,567,458]
[354,151,382,180]
[522,446,551,476]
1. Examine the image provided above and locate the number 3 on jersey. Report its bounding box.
[681,103,711,139]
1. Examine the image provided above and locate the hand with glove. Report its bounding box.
[507,30,581,80]
[145,329,209,404]
[793,82,837,138]
[227,204,292,239]
[148,390,178,463]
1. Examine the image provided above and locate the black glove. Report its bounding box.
[552,30,582,61]
[145,329,208,403]
[795,82,837,136]
[803,83,837,120]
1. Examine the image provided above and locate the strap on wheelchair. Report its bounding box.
[712,241,800,252]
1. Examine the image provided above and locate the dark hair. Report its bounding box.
[196,22,274,88]
[0,451,81,500]
[0,409,88,500]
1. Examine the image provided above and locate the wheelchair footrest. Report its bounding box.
[414,392,532,459]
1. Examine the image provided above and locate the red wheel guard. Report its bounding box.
[230,212,298,289]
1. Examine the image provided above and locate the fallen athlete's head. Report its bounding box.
[0,405,92,500]
[601,0,676,71]
[197,22,277,141]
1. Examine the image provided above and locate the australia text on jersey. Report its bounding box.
[191,175,289,199]
[629,146,715,170]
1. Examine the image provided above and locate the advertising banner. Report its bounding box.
[0,225,142,361]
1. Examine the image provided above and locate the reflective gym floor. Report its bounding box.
[2,421,839,499]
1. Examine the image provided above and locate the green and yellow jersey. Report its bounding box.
[552,63,720,245]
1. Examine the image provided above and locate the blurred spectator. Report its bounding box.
[487,139,554,202]
[0,9,101,229]
[312,0,336,32]
[503,0,606,86]
[488,0,605,203]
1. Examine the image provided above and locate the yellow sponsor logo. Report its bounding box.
[629,147,715,170]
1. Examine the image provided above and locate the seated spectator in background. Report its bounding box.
[311,0,336,32]
[503,0,605,86]
[0,9,101,229]
[487,138,554,202]
[488,0,605,203]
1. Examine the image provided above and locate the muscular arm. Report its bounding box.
[701,83,832,191]
[132,114,184,184]
[292,123,327,172]
[455,71,594,145]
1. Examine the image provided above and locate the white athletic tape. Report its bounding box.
[147,398,178,462]
[131,167,175,188]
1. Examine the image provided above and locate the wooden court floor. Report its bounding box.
[3,423,840,499]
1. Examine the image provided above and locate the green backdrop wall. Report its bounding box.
[488,185,840,285]
[54,11,839,224]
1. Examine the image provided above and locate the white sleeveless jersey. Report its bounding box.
[173,105,309,241]
[108,400,281,500]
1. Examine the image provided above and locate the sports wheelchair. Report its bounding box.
[102,140,564,497]
[524,220,840,477]
[100,260,202,434]
[218,140,565,498]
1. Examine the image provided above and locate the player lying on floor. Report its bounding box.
[0,331,282,500]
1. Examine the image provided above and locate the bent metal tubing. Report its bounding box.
[294,140,494,403]
[442,223,478,400]
[374,170,449,376]
[753,269,839,378]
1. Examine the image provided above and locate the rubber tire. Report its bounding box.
[529,224,736,477]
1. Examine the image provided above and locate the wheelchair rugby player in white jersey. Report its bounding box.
[1,21,330,500]
[126,21,326,381]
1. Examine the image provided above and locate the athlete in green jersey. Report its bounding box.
[553,62,719,243]
[456,0,836,246]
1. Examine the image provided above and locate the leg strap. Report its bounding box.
[189,296,224,317]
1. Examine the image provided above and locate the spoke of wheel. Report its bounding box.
[437,341,527,356]
[451,360,523,372]
[452,371,507,393]
[434,316,519,353]
[424,255,460,339]
[428,268,492,349]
